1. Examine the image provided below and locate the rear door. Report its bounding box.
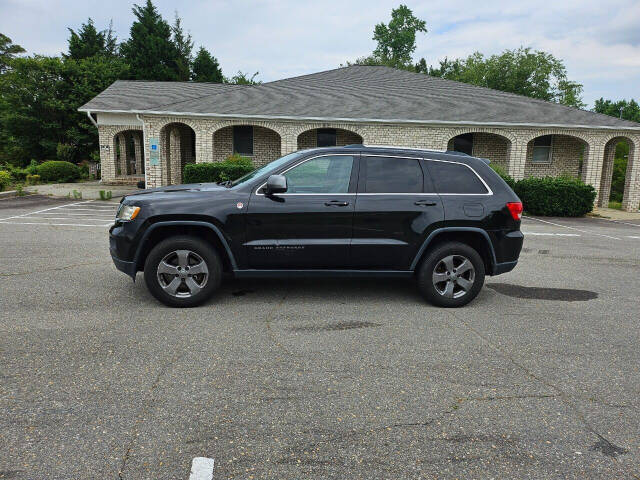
[351,154,444,270]
[245,153,358,269]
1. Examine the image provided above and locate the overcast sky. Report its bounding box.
[1,0,639,107]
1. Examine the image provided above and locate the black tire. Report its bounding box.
[417,241,485,308]
[144,235,222,307]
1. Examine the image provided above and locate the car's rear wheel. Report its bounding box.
[417,241,485,308]
[144,236,222,307]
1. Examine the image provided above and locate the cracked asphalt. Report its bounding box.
[1,195,640,479]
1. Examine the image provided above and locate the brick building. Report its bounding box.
[80,66,640,211]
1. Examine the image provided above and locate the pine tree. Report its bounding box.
[120,0,180,80]
[172,13,193,81]
[191,47,223,83]
[65,18,119,60]
[0,33,25,74]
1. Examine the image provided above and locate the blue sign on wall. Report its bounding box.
[149,138,159,166]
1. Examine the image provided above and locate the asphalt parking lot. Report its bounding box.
[1,195,639,479]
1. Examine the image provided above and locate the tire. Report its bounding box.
[144,235,222,307]
[417,241,485,308]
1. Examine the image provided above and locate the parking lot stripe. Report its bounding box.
[522,232,581,236]
[12,216,113,222]
[188,457,215,480]
[523,216,621,240]
[0,200,91,222]
[0,221,111,227]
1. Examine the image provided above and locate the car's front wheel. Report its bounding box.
[417,241,485,308]
[144,236,222,307]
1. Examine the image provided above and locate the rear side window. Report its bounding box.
[361,156,423,193]
[428,161,488,194]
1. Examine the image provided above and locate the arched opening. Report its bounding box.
[524,134,588,179]
[160,123,196,185]
[447,132,512,170]
[212,125,281,167]
[111,129,144,184]
[599,137,635,209]
[297,128,363,150]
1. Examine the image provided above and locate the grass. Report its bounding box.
[608,201,623,210]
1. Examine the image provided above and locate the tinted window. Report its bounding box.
[317,128,337,147]
[428,161,488,194]
[233,126,253,155]
[363,156,423,193]
[284,155,353,193]
[453,133,473,155]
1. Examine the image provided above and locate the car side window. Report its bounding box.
[362,156,423,193]
[427,161,488,194]
[284,155,354,193]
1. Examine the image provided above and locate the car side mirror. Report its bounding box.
[265,174,287,195]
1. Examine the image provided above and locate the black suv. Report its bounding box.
[110,145,523,308]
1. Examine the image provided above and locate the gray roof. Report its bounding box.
[79,65,640,129]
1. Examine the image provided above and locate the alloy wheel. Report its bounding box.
[156,249,209,298]
[432,254,475,299]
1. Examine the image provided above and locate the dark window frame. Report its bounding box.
[531,135,553,164]
[233,125,254,155]
[316,128,337,148]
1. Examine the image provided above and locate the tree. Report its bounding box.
[428,48,586,108]
[65,18,119,60]
[0,55,129,164]
[372,4,426,68]
[593,98,640,123]
[120,0,180,81]
[191,47,223,83]
[172,12,193,81]
[0,33,25,74]
[226,71,260,85]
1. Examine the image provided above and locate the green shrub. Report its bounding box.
[26,174,40,185]
[183,156,255,184]
[36,160,81,183]
[514,176,596,217]
[0,163,28,181]
[26,159,40,175]
[99,190,112,201]
[0,170,11,191]
[78,164,89,179]
[489,164,516,189]
[56,143,77,163]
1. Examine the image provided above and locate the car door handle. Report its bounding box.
[324,200,350,207]
[414,199,437,206]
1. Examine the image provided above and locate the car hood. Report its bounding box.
[122,183,230,204]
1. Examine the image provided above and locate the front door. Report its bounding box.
[351,155,444,270]
[245,154,358,269]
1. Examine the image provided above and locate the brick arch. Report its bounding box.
[208,120,286,139]
[295,125,363,150]
[291,123,365,139]
[522,129,593,146]
[208,121,283,167]
[110,127,143,177]
[598,134,639,209]
[600,133,638,150]
[445,128,517,146]
[159,122,196,185]
[445,129,514,170]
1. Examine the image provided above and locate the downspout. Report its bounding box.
[86,111,99,128]
[86,111,102,182]
[136,113,148,188]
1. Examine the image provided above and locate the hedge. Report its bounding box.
[183,156,254,184]
[0,170,11,191]
[36,160,81,183]
[514,177,596,217]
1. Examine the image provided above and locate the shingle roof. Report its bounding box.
[79,65,640,129]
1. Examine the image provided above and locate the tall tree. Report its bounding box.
[593,98,640,123]
[171,12,193,81]
[226,71,260,85]
[65,18,117,60]
[372,4,426,69]
[191,47,223,83]
[0,33,25,74]
[428,48,586,108]
[120,0,180,80]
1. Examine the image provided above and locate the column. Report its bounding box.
[98,126,116,183]
[580,141,604,205]
[622,141,640,212]
[132,133,143,175]
[116,133,128,176]
[169,127,182,185]
[507,140,527,180]
[598,143,615,207]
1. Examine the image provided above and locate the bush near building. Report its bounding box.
[515,177,596,217]
[183,155,254,184]
[36,161,81,183]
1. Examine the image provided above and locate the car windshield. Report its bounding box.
[231,151,306,187]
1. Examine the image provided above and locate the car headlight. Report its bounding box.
[117,205,141,221]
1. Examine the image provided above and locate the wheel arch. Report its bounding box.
[410,228,497,275]
[134,221,237,274]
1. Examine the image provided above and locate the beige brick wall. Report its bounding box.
[97,115,640,211]
[296,128,363,149]
[524,135,585,178]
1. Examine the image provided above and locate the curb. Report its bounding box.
[0,190,18,199]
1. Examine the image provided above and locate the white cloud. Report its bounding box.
[0,0,638,106]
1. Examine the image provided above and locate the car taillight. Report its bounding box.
[506,202,523,221]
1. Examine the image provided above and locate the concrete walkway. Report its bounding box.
[24,181,140,201]
[591,207,640,220]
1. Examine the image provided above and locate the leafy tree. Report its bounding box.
[66,18,119,60]
[372,4,427,68]
[191,47,223,83]
[226,71,260,85]
[0,55,129,165]
[171,12,193,81]
[0,33,25,74]
[593,98,640,123]
[120,0,180,81]
[428,48,586,108]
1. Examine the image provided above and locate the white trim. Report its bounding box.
[78,108,640,131]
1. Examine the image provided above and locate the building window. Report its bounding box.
[532,135,552,163]
[233,126,253,155]
[317,128,337,147]
[453,133,473,155]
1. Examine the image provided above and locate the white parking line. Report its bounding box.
[0,221,110,227]
[627,235,640,239]
[522,232,581,236]
[189,457,215,480]
[523,216,621,240]
[0,200,90,222]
